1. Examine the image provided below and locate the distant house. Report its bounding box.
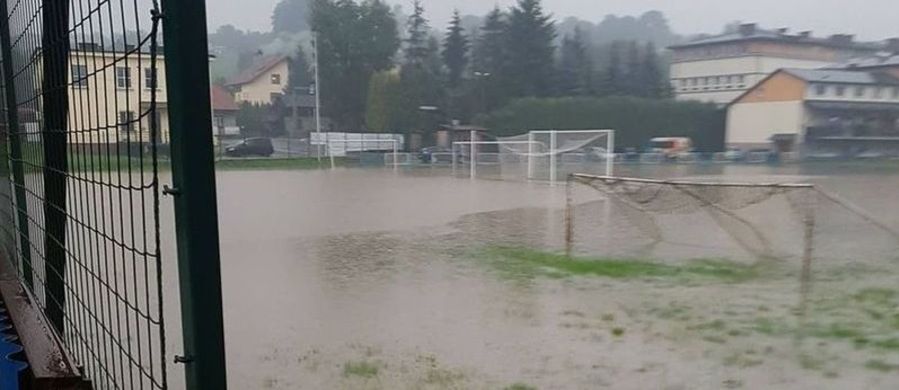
[225,55,290,105]
[211,85,240,141]
[726,68,899,156]
[669,23,887,105]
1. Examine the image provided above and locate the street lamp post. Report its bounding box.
[473,71,491,115]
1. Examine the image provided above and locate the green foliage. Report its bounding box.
[365,70,403,132]
[505,0,556,97]
[557,27,593,96]
[479,96,726,151]
[442,10,469,88]
[272,0,311,33]
[287,46,313,93]
[311,0,400,130]
[236,102,269,135]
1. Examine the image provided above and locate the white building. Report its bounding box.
[669,24,884,105]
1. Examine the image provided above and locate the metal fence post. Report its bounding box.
[161,0,229,389]
[41,0,71,333]
[0,0,32,287]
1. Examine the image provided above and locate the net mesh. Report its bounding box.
[564,173,899,374]
[565,174,899,264]
[0,0,167,388]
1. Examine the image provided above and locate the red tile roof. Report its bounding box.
[211,85,239,111]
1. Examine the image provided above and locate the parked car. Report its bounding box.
[419,146,452,163]
[225,137,274,157]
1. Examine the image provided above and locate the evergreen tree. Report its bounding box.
[287,46,313,93]
[504,0,556,97]
[601,41,623,96]
[272,0,311,33]
[624,40,643,96]
[442,10,469,88]
[558,27,593,96]
[641,42,670,98]
[403,0,430,69]
[472,7,506,75]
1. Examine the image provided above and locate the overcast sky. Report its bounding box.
[207,0,898,41]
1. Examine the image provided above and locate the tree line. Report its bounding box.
[305,0,674,133]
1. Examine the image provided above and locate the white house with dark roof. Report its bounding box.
[726,68,899,156]
[225,55,290,105]
[669,23,887,105]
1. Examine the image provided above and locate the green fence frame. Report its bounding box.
[162,0,229,389]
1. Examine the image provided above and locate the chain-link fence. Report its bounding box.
[0,0,168,388]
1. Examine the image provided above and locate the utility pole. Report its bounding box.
[312,32,334,168]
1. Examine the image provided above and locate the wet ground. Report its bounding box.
[157,162,899,389]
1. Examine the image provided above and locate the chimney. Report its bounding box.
[886,38,899,54]
[799,31,812,39]
[738,23,757,37]
[777,28,789,35]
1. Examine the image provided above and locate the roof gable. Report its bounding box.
[226,55,288,87]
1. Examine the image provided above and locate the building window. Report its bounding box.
[835,85,846,96]
[855,86,866,97]
[873,87,883,99]
[271,73,281,85]
[144,67,158,90]
[71,64,88,88]
[115,67,131,89]
[736,75,746,87]
[893,87,899,99]
[118,111,135,133]
[815,84,827,96]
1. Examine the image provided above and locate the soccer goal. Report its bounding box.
[454,129,615,182]
[564,173,899,314]
[498,129,615,183]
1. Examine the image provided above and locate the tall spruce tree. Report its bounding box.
[505,0,556,97]
[601,41,623,96]
[624,40,643,96]
[442,10,469,88]
[642,42,669,98]
[558,27,593,96]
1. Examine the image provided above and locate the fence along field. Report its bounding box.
[0,0,227,389]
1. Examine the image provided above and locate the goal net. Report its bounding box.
[565,173,899,262]
[453,130,614,182]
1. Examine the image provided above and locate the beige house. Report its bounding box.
[727,68,899,156]
[226,55,290,105]
[62,43,170,145]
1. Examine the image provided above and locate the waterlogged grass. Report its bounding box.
[215,157,347,171]
[504,384,537,390]
[342,360,379,378]
[482,247,761,282]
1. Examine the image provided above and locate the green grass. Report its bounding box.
[504,384,537,390]
[215,157,347,171]
[17,141,344,173]
[865,359,899,372]
[342,360,379,378]
[482,247,762,282]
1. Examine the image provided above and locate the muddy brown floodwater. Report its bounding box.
[156,162,899,389]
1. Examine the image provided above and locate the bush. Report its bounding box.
[478,96,725,152]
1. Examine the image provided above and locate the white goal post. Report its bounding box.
[453,129,616,182]
[527,130,615,183]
